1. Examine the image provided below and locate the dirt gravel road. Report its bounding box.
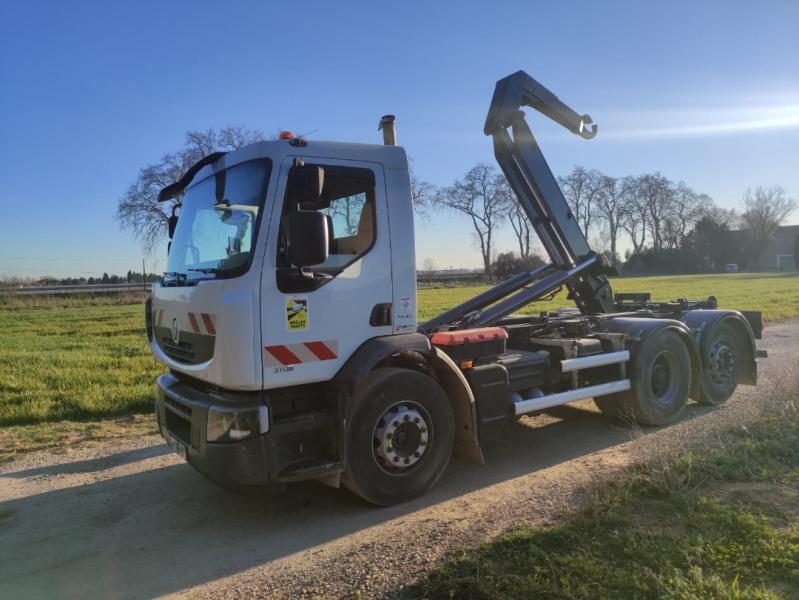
[1,320,796,600]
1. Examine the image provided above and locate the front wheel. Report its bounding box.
[342,368,454,506]
[595,329,692,426]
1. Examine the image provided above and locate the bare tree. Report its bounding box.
[662,182,712,249]
[434,163,510,280]
[420,257,437,286]
[409,163,434,218]
[326,194,366,236]
[635,173,674,251]
[621,181,651,254]
[498,176,538,260]
[740,185,797,263]
[116,126,268,252]
[558,166,600,237]
[507,200,535,260]
[593,175,635,263]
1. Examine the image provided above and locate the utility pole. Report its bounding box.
[142,258,146,294]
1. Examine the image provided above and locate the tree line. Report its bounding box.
[1,271,161,288]
[115,126,796,279]
[420,164,796,279]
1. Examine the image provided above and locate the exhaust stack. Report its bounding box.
[378,114,397,145]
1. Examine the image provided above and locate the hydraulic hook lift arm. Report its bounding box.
[420,71,614,333]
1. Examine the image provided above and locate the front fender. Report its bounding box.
[333,333,431,391]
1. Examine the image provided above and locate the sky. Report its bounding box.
[1,0,798,278]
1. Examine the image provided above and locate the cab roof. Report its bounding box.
[210,138,408,175]
[163,138,409,200]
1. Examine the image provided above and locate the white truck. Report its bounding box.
[147,71,763,505]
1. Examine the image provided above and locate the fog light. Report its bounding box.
[207,405,269,442]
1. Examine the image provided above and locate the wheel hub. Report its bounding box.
[650,353,675,401]
[373,403,430,471]
[708,341,735,385]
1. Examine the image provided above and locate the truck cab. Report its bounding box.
[150,139,417,390]
[148,137,426,492]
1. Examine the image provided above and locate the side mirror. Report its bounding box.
[168,215,178,239]
[287,165,325,205]
[289,211,329,267]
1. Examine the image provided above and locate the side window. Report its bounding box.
[278,165,376,274]
[319,188,374,268]
[322,192,367,239]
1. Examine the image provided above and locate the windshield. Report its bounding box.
[165,159,271,281]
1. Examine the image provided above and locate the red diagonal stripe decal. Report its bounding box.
[201,313,216,335]
[265,345,302,365]
[188,312,201,333]
[304,341,337,361]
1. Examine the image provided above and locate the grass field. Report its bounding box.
[0,272,797,456]
[406,395,799,599]
[0,297,159,426]
[417,271,799,322]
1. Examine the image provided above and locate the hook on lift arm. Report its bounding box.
[484,70,598,139]
[576,114,598,140]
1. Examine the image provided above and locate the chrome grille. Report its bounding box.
[161,336,196,362]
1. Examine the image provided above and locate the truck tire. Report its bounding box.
[342,368,454,506]
[595,329,691,426]
[696,322,741,406]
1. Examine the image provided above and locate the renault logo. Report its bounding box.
[171,318,180,345]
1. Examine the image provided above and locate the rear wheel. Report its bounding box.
[595,329,691,426]
[696,322,741,406]
[342,368,454,505]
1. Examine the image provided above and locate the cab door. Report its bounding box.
[260,157,393,388]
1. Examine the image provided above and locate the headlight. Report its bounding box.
[207,405,269,442]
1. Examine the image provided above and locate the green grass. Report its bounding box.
[0,272,797,449]
[418,272,799,322]
[0,298,160,426]
[405,406,799,599]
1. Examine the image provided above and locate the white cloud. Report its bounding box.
[599,103,799,140]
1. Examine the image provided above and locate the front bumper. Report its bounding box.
[155,373,271,487]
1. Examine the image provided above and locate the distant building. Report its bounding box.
[737,224,799,271]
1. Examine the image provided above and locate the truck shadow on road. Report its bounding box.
[0,402,715,599]
[3,444,172,479]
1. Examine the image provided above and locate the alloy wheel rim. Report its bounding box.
[708,340,735,386]
[373,402,431,473]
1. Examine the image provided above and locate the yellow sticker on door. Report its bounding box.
[286,297,309,330]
